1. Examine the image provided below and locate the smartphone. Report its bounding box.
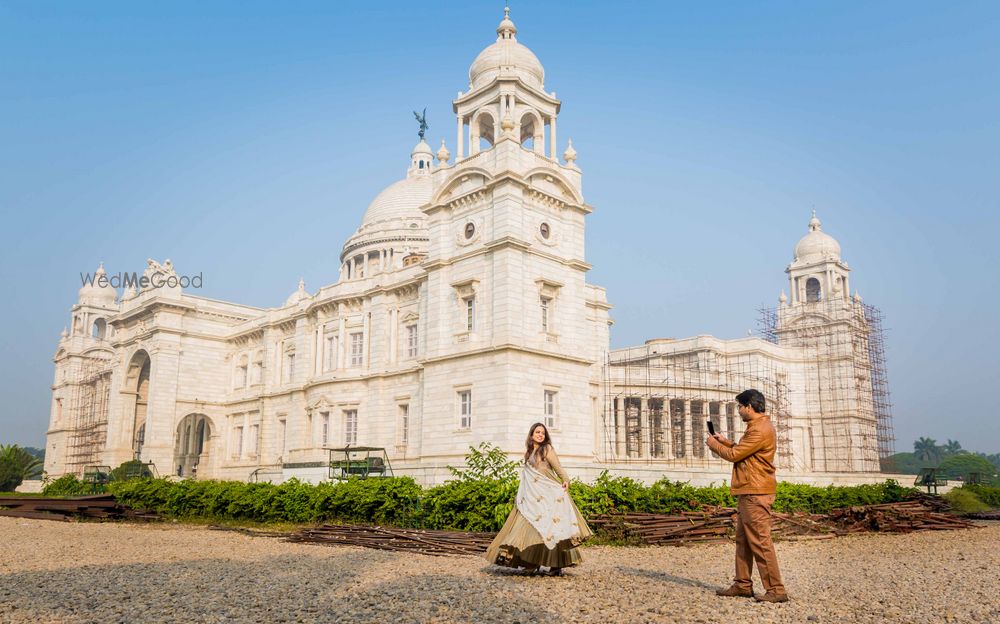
[707,420,716,436]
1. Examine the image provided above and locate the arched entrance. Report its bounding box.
[124,350,151,459]
[174,414,211,478]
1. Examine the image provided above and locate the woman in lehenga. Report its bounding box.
[484,422,592,575]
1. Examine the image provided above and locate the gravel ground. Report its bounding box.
[1,518,997,624]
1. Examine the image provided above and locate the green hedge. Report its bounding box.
[109,477,423,525]
[39,472,918,530]
[960,484,1000,508]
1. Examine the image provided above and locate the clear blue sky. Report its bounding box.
[1,1,998,454]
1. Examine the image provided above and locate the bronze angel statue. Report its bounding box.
[413,108,428,140]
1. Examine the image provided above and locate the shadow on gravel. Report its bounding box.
[0,553,558,624]
[330,571,559,622]
[0,552,369,623]
[617,566,717,591]
[480,564,556,577]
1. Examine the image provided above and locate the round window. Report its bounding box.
[539,222,551,239]
[464,222,476,239]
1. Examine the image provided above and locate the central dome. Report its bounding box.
[794,212,842,263]
[359,175,433,227]
[469,8,545,91]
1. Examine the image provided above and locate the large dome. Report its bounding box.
[78,263,117,305]
[794,212,841,263]
[359,175,433,227]
[469,8,545,91]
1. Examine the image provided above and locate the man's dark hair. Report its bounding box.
[736,389,766,413]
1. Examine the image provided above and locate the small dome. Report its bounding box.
[412,138,433,158]
[359,175,433,227]
[78,263,117,305]
[469,8,545,91]
[284,278,309,306]
[794,212,841,263]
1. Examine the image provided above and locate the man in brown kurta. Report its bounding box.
[707,389,789,603]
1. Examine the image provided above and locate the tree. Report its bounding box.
[984,453,1000,471]
[942,439,963,457]
[0,445,44,492]
[937,453,999,481]
[23,446,45,462]
[913,437,941,465]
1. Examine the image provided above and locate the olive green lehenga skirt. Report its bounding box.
[483,497,593,569]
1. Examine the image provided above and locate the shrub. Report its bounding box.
[107,476,424,524]
[110,460,154,482]
[960,484,1000,508]
[773,480,910,513]
[420,478,517,531]
[41,474,91,497]
[943,488,990,514]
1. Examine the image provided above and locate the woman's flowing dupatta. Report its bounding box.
[515,462,580,549]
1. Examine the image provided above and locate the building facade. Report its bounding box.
[45,10,893,486]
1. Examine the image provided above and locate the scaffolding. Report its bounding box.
[599,297,893,475]
[65,355,113,474]
[863,303,896,466]
[755,298,894,473]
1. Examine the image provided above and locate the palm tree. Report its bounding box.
[0,444,44,492]
[913,437,941,465]
[942,439,963,457]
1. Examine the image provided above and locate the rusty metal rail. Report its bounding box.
[0,495,157,522]
[286,524,495,557]
[588,498,981,547]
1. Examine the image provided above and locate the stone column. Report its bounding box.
[362,312,371,370]
[614,397,624,458]
[662,399,672,459]
[456,115,464,160]
[337,316,346,370]
[549,116,557,159]
[639,397,649,459]
[389,308,398,364]
[313,322,322,376]
[683,399,692,459]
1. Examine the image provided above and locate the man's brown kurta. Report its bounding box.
[708,414,786,595]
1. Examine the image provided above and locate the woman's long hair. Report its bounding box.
[524,422,553,464]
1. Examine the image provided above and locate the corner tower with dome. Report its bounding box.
[44,10,893,486]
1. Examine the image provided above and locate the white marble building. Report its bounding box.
[45,10,894,486]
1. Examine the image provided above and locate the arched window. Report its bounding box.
[475,112,495,152]
[91,318,107,340]
[806,277,822,303]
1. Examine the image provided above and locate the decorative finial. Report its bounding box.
[413,108,428,141]
[563,139,577,164]
[60,326,69,339]
[497,4,517,38]
[808,210,822,232]
[298,278,305,291]
[779,290,788,304]
[436,139,450,164]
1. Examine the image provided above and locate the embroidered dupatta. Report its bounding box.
[515,462,579,549]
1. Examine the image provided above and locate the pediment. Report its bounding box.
[431,169,491,205]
